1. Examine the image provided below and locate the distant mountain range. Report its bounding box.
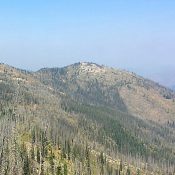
[0,62,175,175]
[171,85,175,91]
[146,69,175,91]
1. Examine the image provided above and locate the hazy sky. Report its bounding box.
[0,1,175,87]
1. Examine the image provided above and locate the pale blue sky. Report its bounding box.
[0,1,175,87]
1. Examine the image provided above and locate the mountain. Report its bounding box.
[0,62,175,175]
[36,62,175,123]
[146,69,175,91]
[171,85,175,91]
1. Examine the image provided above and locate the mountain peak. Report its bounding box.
[77,62,106,74]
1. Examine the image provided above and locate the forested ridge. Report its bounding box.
[0,62,175,174]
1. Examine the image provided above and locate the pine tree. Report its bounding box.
[64,163,68,175]
[85,145,91,175]
[137,169,140,175]
[119,160,122,172]
[30,145,35,160]
[49,148,55,175]
[56,165,62,175]
[23,155,30,175]
[67,140,71,160]
[126,167,131,175]
[40,159,45,175]
[37,146,40,163]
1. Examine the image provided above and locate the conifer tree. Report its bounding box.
[23,155,30,175]
[64,163,68,175]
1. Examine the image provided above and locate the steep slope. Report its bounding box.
[0,63,138,174]
[0,63,175,174]
[35,63,127,112]
[36,62,175,123]
[35,62,175,172]
[0,64,78,174]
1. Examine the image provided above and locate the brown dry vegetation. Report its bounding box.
[0,62,175,174]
